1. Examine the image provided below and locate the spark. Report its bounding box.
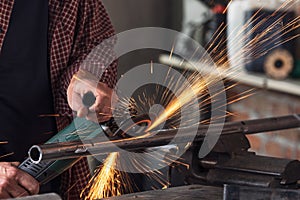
[0,152,14,159]
[42,131,54,135]
[83,152,121,199]
[98,112,112,117]
[38,114,60,117]
[116,149,189,189]
[169,43,175,60]
[227,89,255,105]
[146,65,221,131]
[0,142,13,159]
[223,0,232,14]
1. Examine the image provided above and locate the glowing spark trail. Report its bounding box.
[0,142,13,159]
[83,152,121,199]
[38,114,60,117]
[146,76,209,131]
[223,0,232,14]
[0,152,14,159]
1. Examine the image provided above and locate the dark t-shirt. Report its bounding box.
[0,0,57,162]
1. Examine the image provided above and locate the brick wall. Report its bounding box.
[229,84,300,159]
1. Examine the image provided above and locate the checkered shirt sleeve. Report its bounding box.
[49,1,117,199]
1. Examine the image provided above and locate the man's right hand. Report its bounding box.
[0,162,39,198]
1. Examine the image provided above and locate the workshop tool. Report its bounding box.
[18,92,150,185]
[18,115,150,184]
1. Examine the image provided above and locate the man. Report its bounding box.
[0,0,116,199]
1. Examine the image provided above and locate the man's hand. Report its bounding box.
[0,162,39,198]
[67,70,113,123]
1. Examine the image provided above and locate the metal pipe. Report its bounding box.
[29,114,300,163]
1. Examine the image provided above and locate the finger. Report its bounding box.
[0,163,32,197]
[0,175,29,198]
[0,189,11,199]
[86,113,98,123]
[68,80,93,113]
[0,163,11,176]
[69,92,84,111]
[87,101,111,123]
[88,94,102,112]
[77,107,89,118]
[0,177,12,198]
[90,94,112,115]
[15,171,39,195]
[89,84,112,112]
[99,104,112,120]
[97,115,111,123]
[0,162,20,176]
[70,93,89,117]
[6,181,29,198]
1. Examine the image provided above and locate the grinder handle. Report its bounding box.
[82,91,96,107]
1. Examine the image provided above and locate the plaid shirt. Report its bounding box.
[0,0,117,199]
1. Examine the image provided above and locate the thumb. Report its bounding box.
[77,106,89,117]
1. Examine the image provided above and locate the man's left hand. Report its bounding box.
[67,70,113,123]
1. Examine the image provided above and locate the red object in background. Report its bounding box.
[212,4,226,14]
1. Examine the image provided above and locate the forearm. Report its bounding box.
[60,0,117,93]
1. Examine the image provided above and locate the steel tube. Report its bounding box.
[29,114,300,163]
